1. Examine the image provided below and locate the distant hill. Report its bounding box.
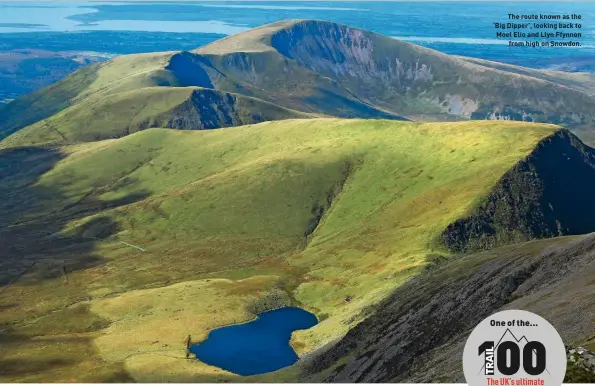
[3,20,595,146]
[192,20,595,128]
[0,49,109,106]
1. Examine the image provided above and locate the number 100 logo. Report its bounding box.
[480,341,547,376]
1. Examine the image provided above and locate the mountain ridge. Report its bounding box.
[3,19,595,146]
[1,86,314,148]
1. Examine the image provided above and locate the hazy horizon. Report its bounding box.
[6,0,595,2]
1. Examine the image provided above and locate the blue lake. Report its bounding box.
[190,307,318,376]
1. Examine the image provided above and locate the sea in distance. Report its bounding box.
[1,1,595,69]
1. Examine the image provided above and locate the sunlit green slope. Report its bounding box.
[4,119,588,382]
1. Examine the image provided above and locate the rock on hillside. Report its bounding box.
[440,129,595,252]
[566,346,595,382]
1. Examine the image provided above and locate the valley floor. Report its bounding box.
[0,119,593,382]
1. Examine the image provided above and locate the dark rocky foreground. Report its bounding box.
[566,346,595,382]
[304,233,595,382]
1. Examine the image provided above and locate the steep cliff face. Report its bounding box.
[265,21,595,127]
[271,21,436,91]
[440,129,595,252]
[163,88,308,130]
[165,52,215,89]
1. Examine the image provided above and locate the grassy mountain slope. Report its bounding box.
[4,20,595,146]
[2,119,595,382]
[1,87,312,147]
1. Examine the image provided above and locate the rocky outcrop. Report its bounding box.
[566,346,595,382]
[245,289,294,316]
[440,129,595,252]
[166,89,250,130]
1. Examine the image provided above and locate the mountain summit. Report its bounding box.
[2,20,595,146]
